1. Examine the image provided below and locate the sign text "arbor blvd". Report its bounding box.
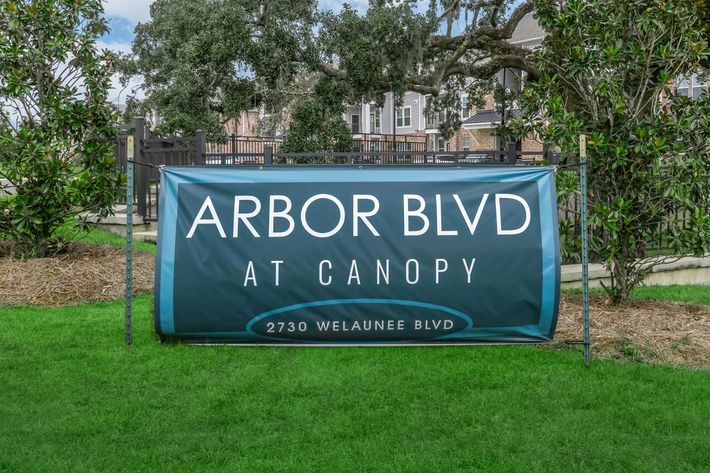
[185,192,531,239]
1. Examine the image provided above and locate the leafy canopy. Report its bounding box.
[121,0,318,139]
[121,0,537,140]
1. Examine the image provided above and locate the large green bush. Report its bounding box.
[516,0,710,303]
[0,0,121,257]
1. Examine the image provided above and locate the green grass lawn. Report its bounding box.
[3,228,707,471]
[563,285,710,305]
[1,296,709,472]
[626,285,710,305]
[64,226,157,254]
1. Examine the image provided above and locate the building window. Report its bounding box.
[369,108,381,133]
[426,111,438,129]
[462,135,471,151]
[691,74,707,101]
[437,137,448,152]
[461,96,469,119]
[676,75,707,100]
[351,115,360,133]
[396,107,411,128]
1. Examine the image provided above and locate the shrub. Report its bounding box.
[0,0,121,257]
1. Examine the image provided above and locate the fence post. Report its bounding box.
[264,145,273,166]
[195,130,206,165]
[230,134,236,165]
[506,141,517,165]
[116,131,128,173]
[547,143,560,165]
[580,134,591,367]
[134,117,147,218]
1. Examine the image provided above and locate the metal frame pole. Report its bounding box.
[580,135,590,366]
[125,160,134,345]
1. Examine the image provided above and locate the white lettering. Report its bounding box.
[403,194,429,236]
[353,194,380,236]
[243,261,257,286]
[186,196,226,239]
[301,194,345,238]
[462,258,476,284]
[496,194,531,235]
[271,260,283,286]
[376,259,390,285]
[319,260,332,286]
[435,194,458,236]
[454,193,488,236]
[233,196,261,238]
[268,195,294,237]
[435,258,448,284]
[406,259,420,284]
[347,260,361,285]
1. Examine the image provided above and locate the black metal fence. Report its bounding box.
[116,119,559,222]
[202,134,433,164]
[204,134,282,165]
[351,134,428,154]
[117,118,199,221]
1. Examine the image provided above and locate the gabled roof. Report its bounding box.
[463,109,501,125]
[462,109,520,128]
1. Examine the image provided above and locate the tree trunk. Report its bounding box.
[605,258,643,305]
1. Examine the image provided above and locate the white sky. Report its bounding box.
[104,0,152,25]
[103,0,369,28]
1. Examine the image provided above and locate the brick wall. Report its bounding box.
[448,128,497,151]
[522,138,543,152]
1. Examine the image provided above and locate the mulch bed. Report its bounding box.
[1,243,708,368]
[556,295,709,369]
[0,242,154,306]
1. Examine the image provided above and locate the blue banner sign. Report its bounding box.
[155,166,560,344]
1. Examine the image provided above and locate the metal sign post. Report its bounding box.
[579,134,590,366]
[125,160,134,346]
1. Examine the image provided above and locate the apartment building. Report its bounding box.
[343,91,429,151]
